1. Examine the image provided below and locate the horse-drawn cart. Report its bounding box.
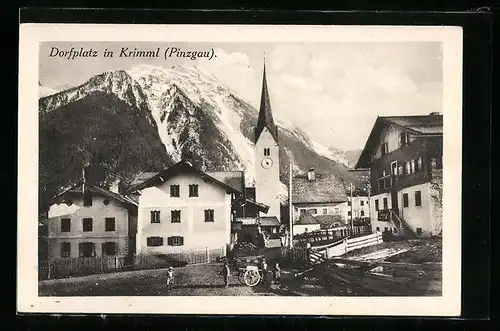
[232,255,265,287]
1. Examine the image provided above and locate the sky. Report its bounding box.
[39,41,443,151]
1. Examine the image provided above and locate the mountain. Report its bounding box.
[39,64,362,208]
[39,81,60,98]
[345,149,363,168]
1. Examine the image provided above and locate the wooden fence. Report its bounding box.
[39,256,126,280]
[40,247,226,280]
[325,231,383,257]
[294,226,372,247]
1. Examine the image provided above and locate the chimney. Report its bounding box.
[109,178,121,194]
[307,168,316,181]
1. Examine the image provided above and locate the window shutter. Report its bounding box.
[78,243,83,257]
[180,237,184,245]
[92,243,96,257]
[102,243,106,256]
[167,237,173,246]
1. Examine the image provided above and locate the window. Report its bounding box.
[82,218,93,232]
[102,242,117,256]
[406,161,411,175]
[391,161,398,176]
[403,193,409,208]
[189,184,199,197]
[170,185,180,197]
[415,191,422,206]
[383,198,388,210]
[61,218,71,232]
[334,207,340,214]
[147,237,163,246]
[171,210,181,223]
[360,201,364,206]
[384,227,389,232]
[347,211,352,216]
[411,160,416,174]
[167,236,184,246]
[264,148,270,156]
[416,228,423,236]
[375,200,379,211]
[103,199,110,206]
[79,242,95,257]
[204,209,215,222]
[105,217,115,231]
[60,242,71,258]
[400,132,410,146]
[381,142,388,155]
[417,157,423,171]
[376,227,380,232]
[311,209,317,214]
[361,210,365,216]
[398,165,404,176]
[150,210,160,223]
[83,192,92,206]
[322,208,327,215]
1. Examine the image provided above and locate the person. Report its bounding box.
[222,261,230,287]
[166,266,174,288]
[261,258,269,285]
[274,262,281,285]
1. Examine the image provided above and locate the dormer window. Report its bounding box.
[381,142,388,156]
[400,132,410,146]
[83,192,92,207]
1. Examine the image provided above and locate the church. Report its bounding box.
[232,61,284,247]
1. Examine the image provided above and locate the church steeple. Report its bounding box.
[255,58,278,143]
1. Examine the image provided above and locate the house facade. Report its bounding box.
[291,168,351,234]
[45,183,138,261]
[130,161,246,256]
[355,114,443,237]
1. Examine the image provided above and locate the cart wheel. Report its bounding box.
[244,270,261,287]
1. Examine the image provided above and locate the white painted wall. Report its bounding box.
[398,182,434,236]
[46,194,130,259]
[255,127,281,220]
[136,172,231,254]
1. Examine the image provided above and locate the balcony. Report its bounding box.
[377,208,399,222]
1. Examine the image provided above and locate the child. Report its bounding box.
[166,266,174,288]
[274,262,281,285]
[222,261,230,287]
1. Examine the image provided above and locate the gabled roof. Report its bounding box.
[53,182,138,208]
[292,173,348,204]
[355,114,443,169]
[257,216,280,227]
[314,214,347,229]
[255,62,278,143]
[295,211,320,225]
[206,171,244,193]
[125,160,243,194]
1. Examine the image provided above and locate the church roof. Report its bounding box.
[255,62,278,143]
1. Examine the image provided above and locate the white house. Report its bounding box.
[128,160,244,256]
[45,182,138,261]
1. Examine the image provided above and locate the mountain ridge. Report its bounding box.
[39,65,363,209]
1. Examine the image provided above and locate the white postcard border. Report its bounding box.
[18,24,463,316]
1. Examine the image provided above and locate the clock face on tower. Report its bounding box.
[261,157,273,169]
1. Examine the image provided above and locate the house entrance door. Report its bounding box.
[391,191,399,216]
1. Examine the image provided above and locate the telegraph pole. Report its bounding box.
[349,183,354,235]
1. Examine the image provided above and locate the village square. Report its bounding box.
[38,62,443,297]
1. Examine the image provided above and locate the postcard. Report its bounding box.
[18,23,462,315]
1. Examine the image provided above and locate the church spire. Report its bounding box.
[255,56,278,143]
